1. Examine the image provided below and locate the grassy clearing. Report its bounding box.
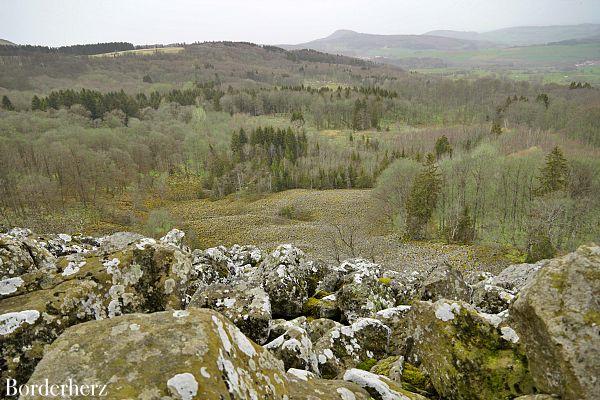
[89,47,185,58]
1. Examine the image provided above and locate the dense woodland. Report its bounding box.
[0,42,598,258]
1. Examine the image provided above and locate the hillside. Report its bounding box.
[0,39,15,46]
[281,29,496,56]
[1,39,599,268]
[428,23,600,46]
[282,27,600,83]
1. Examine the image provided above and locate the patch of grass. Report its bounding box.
[277,205,312,221]
[89,47,184,58]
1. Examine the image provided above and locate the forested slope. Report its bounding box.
[0,41,598,257]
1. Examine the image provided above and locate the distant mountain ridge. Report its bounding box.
[426,23,600,46]
[278,24,600,71]
[0,39,15,46]
[280,29,496,56]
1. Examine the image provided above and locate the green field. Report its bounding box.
[372,42,600,84]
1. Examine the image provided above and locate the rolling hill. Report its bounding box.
[280,26,600,83]
[280,29,496,56]
[427,23,600,46]
[0,39,15,46]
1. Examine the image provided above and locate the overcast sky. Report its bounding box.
[1,0,599,46]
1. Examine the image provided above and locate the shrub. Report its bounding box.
[144,208,178,237]
[525,232,556,263]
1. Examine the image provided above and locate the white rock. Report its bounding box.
[0,277,24,295]
[0,310,40,335]
[167,373,198,400]
[343,368,409,400]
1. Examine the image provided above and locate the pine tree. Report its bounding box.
[1,95,14,111]
[490,120,502,135]
[434,135,452,159]
[230,128,248,162]
[536,93,549,109]
[31,95,40,111]
[537,146,568,195]
[405,153,442,239]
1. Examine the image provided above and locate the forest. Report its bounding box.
[0,41,598,261]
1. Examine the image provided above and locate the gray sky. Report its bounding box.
[1,0,599,46]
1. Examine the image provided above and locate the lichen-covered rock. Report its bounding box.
[491,261,546,292]
[188,281,272,344]
[511,245,600,400]
[397,362,437,398]
[24,308,290,399]
[343,368,429,400]
[265,325,319,373]
[370,355,404,383]
[314,318,391,379]
[471,281,515,313]
[259,244,310,318]
[302,294,340,320]
[0,238,197,396]
[337,259,396,323]
[287,371,371,400]
[160,228,186,248]
[375,306,413,355]
[40,233,99,257]
[0,232,55,279]
[306,318,342,344]
[269,316,308,342]
[383,269,423,305]
[401,300,534,400]
[418,263,470,302]
[96,231,146,254]
[190,244,264,289]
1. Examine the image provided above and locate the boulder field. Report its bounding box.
[1,227,598,399]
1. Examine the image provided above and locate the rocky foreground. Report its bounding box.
[0,228,598,400]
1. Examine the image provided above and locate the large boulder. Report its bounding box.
[258,244,310,318]
[306,318,342,344]
[96,231,146,254]
[401,300,534,400]
[343,368,429,400]
[491,261,546,292]
[0,231,55,279]
[265,325,319,373]
[188,281,272,344]
[471,281,515,313]
[0,237,197,396]
[24,308,289,399]
[286,370,371,400]
[336,259,396,323]
[190,244,264,289]
[24,307,371,400]
[382,270,423,305]
[418,263,470,302]
[314,318,391,379]
[511,244,600,400]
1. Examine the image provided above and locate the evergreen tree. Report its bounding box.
[31,95,41,111]
[434,135,452,159]
[490,120,502,135]
[537,146,568,195]
[1,95,14,111]
[230,128,248,162]
[405,153,442,239]
[536,93,549,109]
